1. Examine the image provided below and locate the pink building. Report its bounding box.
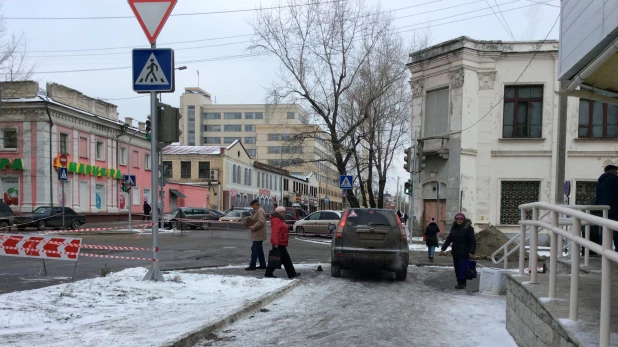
[0,81,207,222]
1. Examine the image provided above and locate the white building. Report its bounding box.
[406,37,618,236]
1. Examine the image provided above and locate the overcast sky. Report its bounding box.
[3,0,561,195]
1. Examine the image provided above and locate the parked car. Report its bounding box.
[210,210,225,218]
[0,201,15,230]
[14,206,86,231]
[329,208,409,281]
[163,207,217,230]
[293,210,342,235]
[284,207,308,230]
[223,207,252,214]
[219,210,252,223]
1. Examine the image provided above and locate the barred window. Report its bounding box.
[575,181,597,205]
[500,181,540,225]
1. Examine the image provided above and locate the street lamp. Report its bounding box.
[176,66,187,71]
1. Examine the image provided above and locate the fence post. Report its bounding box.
[518,208,526,275]
[530,207,539,283]
[557,213,564,256]
[584,209,590,267]
[549,210,558,299]
[569,216,581,320]
[599,209,612,347]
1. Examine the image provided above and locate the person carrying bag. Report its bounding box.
[265,206,300,279]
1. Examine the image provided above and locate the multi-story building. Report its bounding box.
[0,81,207,221]
[406,37,617,236]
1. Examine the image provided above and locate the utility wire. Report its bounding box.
[449,13,560,136]
[493,0,517,40]
[485,0,515,40]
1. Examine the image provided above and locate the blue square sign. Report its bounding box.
[124,175,136,187]
[339,175,353,189]
[58,168,68,181]
[132,48,175,93]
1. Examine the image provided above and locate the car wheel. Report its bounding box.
[0,221,9,230]
[71,220,80,230]
[201,222,210,230]
[296,226,304,234]
[37,220,46,231]
[331,264,341,278]
[395,268,408,281]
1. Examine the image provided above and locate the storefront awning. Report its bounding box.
[169,189,187,198]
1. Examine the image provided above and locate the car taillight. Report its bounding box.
[336,210,349,239]
[396,214,407,242]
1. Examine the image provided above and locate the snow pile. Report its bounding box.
[0,267,291,347]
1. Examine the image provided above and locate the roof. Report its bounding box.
[290,172,314,181]
[163,140,241,155]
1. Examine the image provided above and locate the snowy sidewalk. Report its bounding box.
[0,267,296,347]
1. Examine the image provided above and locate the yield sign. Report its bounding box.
[128,0,178,44]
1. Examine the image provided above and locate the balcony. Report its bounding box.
[420,136,449,159]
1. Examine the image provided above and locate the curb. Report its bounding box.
[160,279,302,347]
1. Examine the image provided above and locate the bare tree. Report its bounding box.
[250,0,401,208]
[0,9,34,85]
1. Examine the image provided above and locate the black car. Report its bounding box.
[14,206,86,231]
[163,207,218,230]
[0,201,14,230]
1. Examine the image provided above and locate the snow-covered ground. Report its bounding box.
[0,267,292,347]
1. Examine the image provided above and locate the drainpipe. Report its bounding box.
[39,96,54,208]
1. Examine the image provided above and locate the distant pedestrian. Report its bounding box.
[265,206,300,279]
[424,218,440,262]
[143,200,152,221]
[402,213,409,225]
[396,210,402,220]
[245,199,267,270]
[596,164,618,252]
[440,213,476,289]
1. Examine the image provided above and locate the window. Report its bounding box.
[245,112,263,119]
[199,162,211,179]
[224,112,242,120]
[119,147,127,166]
[268,146,301,154]
[244,168,249,185]
[187,106,195,146]
[181,161,191,179]
[1,129,17,150]
[578,99,618,138]
[204,125,221,132]
[163,161,173,178]
[143,188,151,204]
[79,137,89,158]
[59,133,69,154]
[224,124,242,132]
[204,112,221,119]
[145,153,152,170]
[503,85,543,138]
[500,181,540,225]
[262,173,266,187]
[270,175,273,189]
[248,169,252,185]
[132,150,140,168]
[275,176,277,190]
[287,112,295,119]
[575,181,597,205]
[257,171,261,187]
[224,137,241,144]
[244,137,256,144]
[284,179,289,191]
[268,133,293,141]
[204,137,221,144]
[245,124,256,132]
[132,187,140,206]
[425,88,449,137]
[233,164,237,183]
[96,141,105,160]
[247,149,256,157]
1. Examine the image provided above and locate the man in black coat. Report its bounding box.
[440,213,476,289]
[596,164,618,252]
[424,218,440,262]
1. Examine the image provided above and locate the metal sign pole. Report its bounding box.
[143,41,164,282]
[62,180,65,228]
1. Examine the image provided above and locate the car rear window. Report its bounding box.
[345,209,397,227]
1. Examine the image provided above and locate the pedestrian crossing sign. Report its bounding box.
[339,175,353,189]
[132,48,175,93]
[58,168,68,181]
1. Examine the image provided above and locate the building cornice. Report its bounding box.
[491,150,552,157]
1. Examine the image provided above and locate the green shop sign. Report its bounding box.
[65,161,123,179]
[0,158,24,171]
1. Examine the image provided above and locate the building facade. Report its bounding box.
[407,37,618,235]
[0,82,207,220]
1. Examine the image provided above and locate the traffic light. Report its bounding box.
[121,180,132,192]
[156,101,182,145]
[145,117,152,140]
[403,147,413,172]
[404,180,412,195]
[416,142,426,172]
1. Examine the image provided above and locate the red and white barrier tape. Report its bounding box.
[43,223,154,235]
[0,245,156,261]
[37,239,157,252]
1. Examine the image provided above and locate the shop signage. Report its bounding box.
[53,156,123,180]
[0,158,24,171]
[259,188,270,197]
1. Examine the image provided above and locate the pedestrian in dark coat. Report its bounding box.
[440,213,476,289]
[424,218,440,262]
[396,210,403,220]
[265,206,300,279]
[402,213,409,225]
[596,164,618,252]
[143,201,152,221]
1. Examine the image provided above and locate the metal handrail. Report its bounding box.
[518,202,616,347]
[491,210,550,269]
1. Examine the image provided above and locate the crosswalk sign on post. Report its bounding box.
[132,48,175,93]
[58,168,68,181]
[339,175,353,189]
[124,175,137,187]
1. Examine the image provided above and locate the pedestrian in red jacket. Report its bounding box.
[265,206,300,279]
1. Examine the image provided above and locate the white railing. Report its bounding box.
[518,202,618,347]
[492,205,609,269]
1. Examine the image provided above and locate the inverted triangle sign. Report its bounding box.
[128,0,178,44]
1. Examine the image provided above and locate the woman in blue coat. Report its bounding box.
[440,213,476,289]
